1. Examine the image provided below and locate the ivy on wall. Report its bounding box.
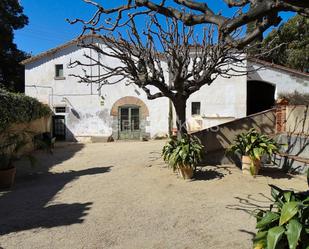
[0,89,52,132]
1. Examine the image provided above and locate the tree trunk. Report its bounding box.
[172,95,188,138]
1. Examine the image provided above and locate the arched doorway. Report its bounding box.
[110,96,150,140]
[247,80,276,115]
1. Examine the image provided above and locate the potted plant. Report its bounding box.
[162,134,203,179]
[0,132,36,188]
[228,129,279,176]
[162,135,178,172]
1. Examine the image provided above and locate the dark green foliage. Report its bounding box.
[260,15,309,72]
[0,89,52,132]
[278,91,309,106]
[228,128,280,161]
[162,134,203,171]
[0,0,29,92]
[253,185,309,249]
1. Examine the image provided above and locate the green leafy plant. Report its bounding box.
[162,134,203,173]
[162,136,178,169]
[0,89,52,132]
[253,184,309,249]
[228,129,280,175]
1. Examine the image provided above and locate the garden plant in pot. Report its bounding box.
[228,129,280,176]
[0,132,36,188]
[162,134,203,179]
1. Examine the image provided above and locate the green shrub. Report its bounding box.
[0,89,52,132]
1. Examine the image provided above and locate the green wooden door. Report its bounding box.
[119,107,140,140]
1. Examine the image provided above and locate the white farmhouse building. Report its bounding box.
[22,36,309,142]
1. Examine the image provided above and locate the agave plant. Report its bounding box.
[228,128,280,175]
[253,183,309,249]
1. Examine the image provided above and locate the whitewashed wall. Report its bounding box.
[186,72,247,130]
[248,62,309,97]
[25,42,169,140]
[25,41,309,140]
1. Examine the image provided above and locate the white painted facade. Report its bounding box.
[24,40,309,141]
[248,62,309,97]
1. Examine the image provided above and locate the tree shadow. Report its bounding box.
[193,165,232,181]
[0,166,112,235]
[0,143,112,235]
[226,193,272,215]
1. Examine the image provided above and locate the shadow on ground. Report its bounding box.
[0,144,112,235]
[226,193,272,215]
[257,167,293,179]
[193,165,232,181]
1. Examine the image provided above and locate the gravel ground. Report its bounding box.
[0,140,307,249]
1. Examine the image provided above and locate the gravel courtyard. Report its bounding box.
[0,140,307,249]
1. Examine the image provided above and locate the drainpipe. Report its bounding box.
[25,85,54,107]
[168,71,173,137]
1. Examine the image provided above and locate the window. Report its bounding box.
[54,106,66,113]
[55,64,64,78]
[191,102,201,116]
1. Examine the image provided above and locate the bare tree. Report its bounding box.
[69,15,271,135]
[69,0,309,48]
[68,0,308,136]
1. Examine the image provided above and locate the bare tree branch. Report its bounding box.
[67,0,309,48]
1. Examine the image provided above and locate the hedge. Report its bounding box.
[0,89,52,132]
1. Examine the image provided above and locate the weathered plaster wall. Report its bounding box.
[186,71,247,130]
[285,105,309,135]
[0,116,52,154]
[25,42,169,140]
[25,41,308,141]
[248,62,309,97]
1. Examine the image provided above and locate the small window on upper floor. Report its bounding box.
[191,102,201,116]
[54,106,66,113]
[55,64,65,79]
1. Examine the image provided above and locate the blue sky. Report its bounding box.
[15,0,295,55]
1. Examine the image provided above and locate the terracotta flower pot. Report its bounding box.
[242,156,251,175]
[252,159,262,176]
[242,156,261,176]
[0,167,16,188]
[178,165,194,179]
